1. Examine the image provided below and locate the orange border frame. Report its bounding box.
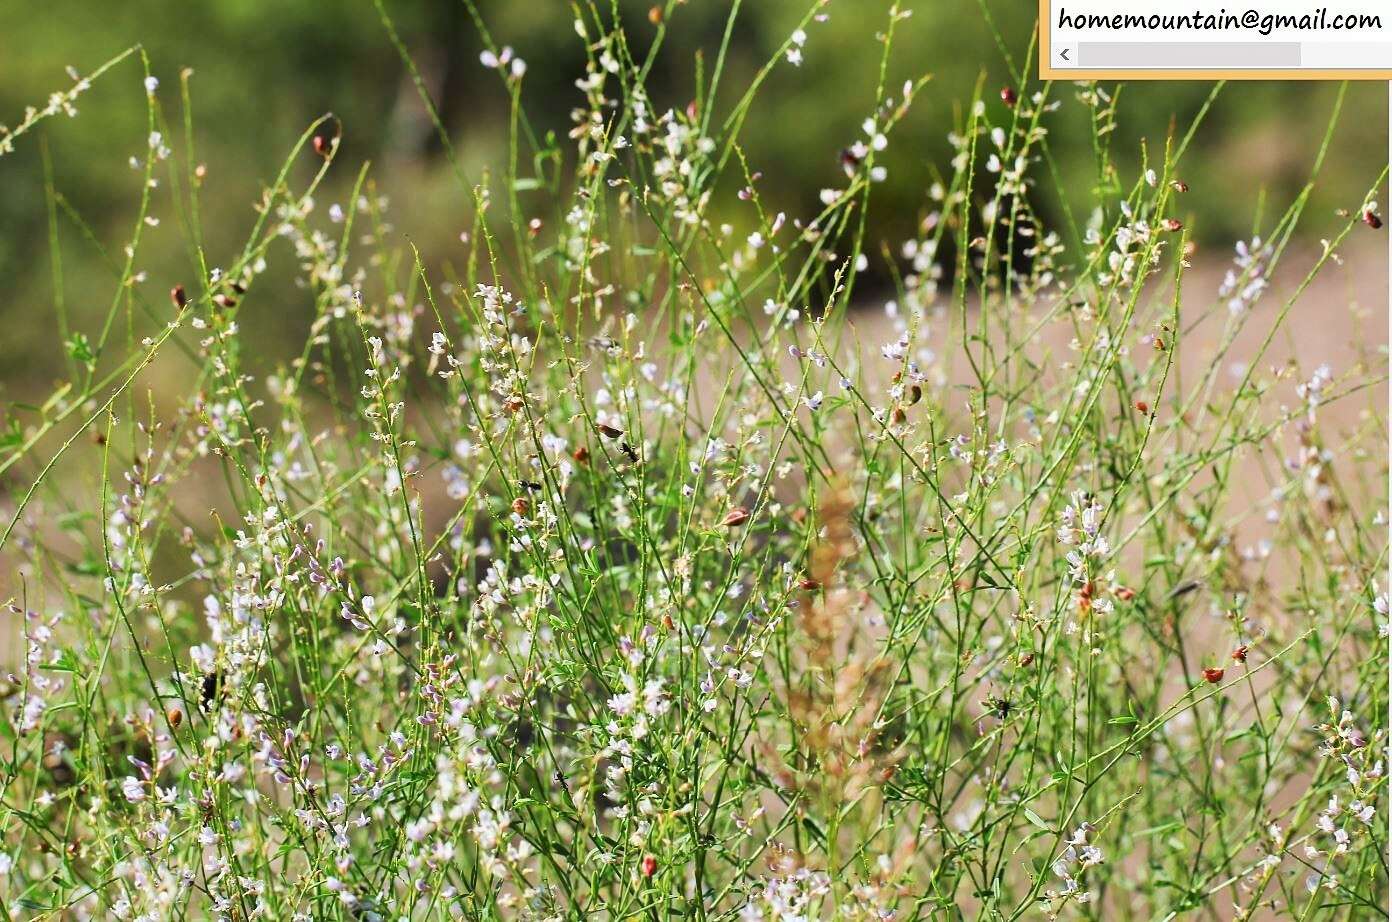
[1038,0,1392,79]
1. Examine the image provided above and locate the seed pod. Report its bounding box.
[1166,579,1201,600]
[1202,667,1225,684]
[641,854,658,877]
[1115,586,1136,601]
[798,577,820,591]
[648,5,661,24]
[212,293,236,309]
[1000,86,1017,107]
[511,497,529,516]
[313,134,331,157]
[1170,179,1188,193]
[1363,208,1383,230]
[166,705,183,728]
[907,384,922,406]
[839,148,862,178]
[720,506,750,527]
[1018,652,1035,667]
[170,284,188,311]
[1160,218,1183,233]
[1231,645,1249,663]
[1133,400,1149,414]
[572,445,590,465]
[596,424,624,440]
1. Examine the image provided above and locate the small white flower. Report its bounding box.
[143,76,159,95]
[122,776,146,803]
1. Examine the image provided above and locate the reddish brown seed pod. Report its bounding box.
[1362,208,1383,230]
[170,284,188,311]
[1018,652,1035,667]
[1202,667,1225,684]
[720,506,750,527]
[648,5,662,24]
[1170,180,1189,193]
[313,134,331,157]
[907,384,922,406]
[839,148,862,178]
[596,424,624,440]
[798,577,820,591]
[1160,218,1183,233]
[212,293,236,309]
[1231,645,1249,663]
[572,445,590,465]
[1133,400,1149,414]
[1115,586,1136,601]
[641,854,658,877]
[166,706,183,728]
[511,497,529,516]
[1000,86,1018,107]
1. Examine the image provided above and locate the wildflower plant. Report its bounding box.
[0,4,1387,920]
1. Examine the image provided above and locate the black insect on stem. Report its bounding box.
[199,670,224,714]
[985,695,1014,720]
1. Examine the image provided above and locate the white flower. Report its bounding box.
[143,76,159,95]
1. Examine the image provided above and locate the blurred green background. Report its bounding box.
[0,0,1384,394]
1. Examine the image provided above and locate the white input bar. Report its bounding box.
[1075,41,1300,67]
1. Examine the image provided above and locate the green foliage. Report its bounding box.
[0,2,1386,920]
